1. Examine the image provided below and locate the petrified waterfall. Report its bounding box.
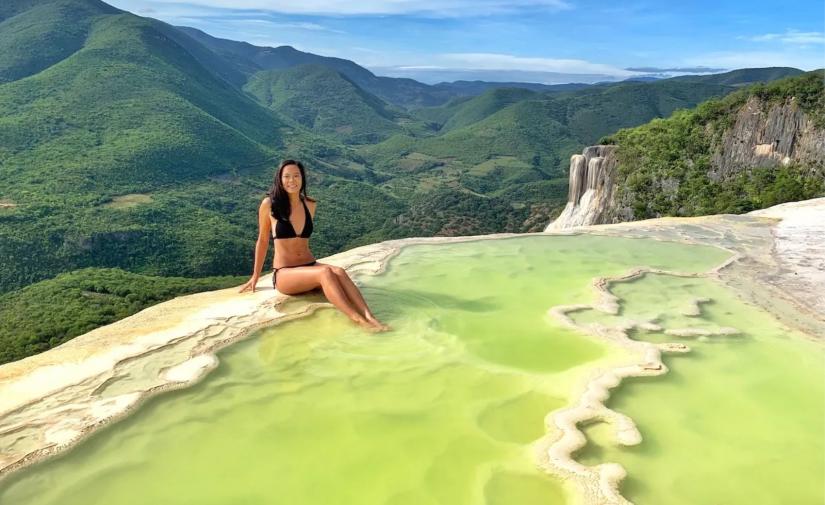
[546,145,618,230]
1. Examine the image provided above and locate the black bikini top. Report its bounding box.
[272,197,313,240]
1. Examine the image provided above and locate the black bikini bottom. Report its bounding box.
[273,260,317,289]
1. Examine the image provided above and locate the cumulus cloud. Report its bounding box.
[368,53,657,84]
[625,66,728,73]
[684,51,823,71]
[437,53,637,77]
[738,29,825,45]
[210,19,345,33]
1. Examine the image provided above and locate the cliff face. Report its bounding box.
[709,95,825,180]
[548,92,824,230]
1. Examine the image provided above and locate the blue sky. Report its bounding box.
[110,0,824,83]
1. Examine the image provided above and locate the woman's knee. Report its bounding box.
[316,262,345,275]
[319,265,338,284]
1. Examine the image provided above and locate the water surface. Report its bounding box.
[5,235,801,505]
[572,273,824,504]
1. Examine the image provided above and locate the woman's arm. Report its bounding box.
[239,197,272,293]
[252,197,273,277]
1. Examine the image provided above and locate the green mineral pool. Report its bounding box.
[0,235,821,504]
[570,272,825,504]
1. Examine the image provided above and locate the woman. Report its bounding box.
[239,160,390,332]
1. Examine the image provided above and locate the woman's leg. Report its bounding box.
[321,265,374,318]
[318,263,389,329]
[275,265,370,327]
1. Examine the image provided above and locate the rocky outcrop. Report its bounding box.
[548,92,824,230]
[709,96,825,180]
[545,146,624,230]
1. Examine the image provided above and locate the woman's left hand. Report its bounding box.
[238,276,259,293]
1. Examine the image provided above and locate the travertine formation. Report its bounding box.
[537,267,740,504]
[751,198,825,315]
[546,145,620,230]
[0,199,822,505]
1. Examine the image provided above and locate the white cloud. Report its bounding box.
[111,0,572,17]
[438,53,639,77]
[684,51,824,71]
[111,2,342,32]
[216,19,345,33]
[366,52,657,84]
[739,29,825,45]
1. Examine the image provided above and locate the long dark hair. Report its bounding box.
[268,159,315,220]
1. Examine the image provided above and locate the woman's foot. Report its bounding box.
[366,314,391,332]
[350,315,381,332]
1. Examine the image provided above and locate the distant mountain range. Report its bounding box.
[176,25,606,107]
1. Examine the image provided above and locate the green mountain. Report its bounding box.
[410,84,591,131]
[0,0,120,83]
[0,0,339,295]
[668,67,804,86]
[244,64,427,144]
[175,26,452,107]
[408,68,804,139]
[431,87,538,132]
[548,79,738,144]
[361,78,745,180]
[429,80,589,96]
[175,26,375,82]
[175,26,586,108]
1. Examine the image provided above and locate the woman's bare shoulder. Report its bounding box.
[305,197,317,217]
[259,196,272,218]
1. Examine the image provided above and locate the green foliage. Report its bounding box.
[0,267,244,364]
[668,67,804,86]
[244,64,429,144]
[0,0,117,83]
[438,87,537,132]
[350,187,532,245]
[605,71,825,219]
[361,99,581,178]
[409,95,474,126]
[308,178,406,253]
[748,70,825,128]
[709,165,825,213]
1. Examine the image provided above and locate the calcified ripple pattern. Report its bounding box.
[533,198,825,504]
